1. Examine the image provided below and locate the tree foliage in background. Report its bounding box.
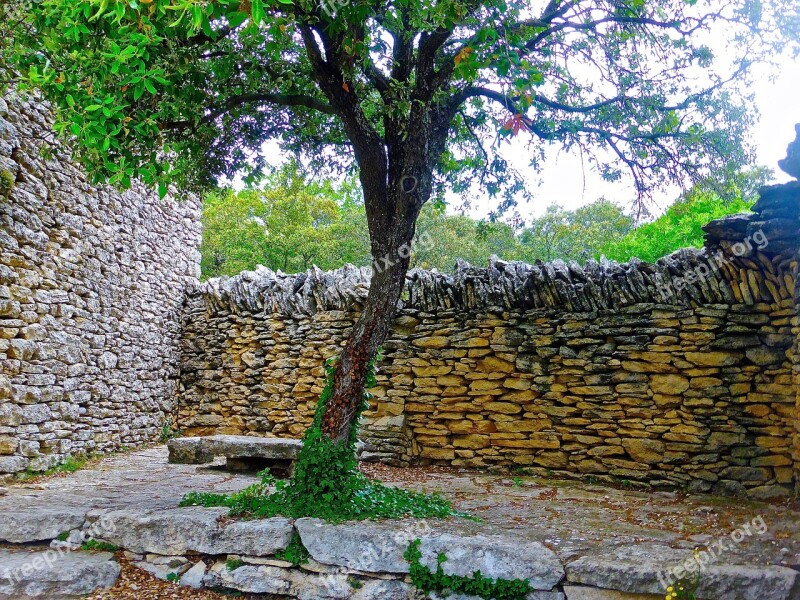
[518,200,635,263]
[202,170,766,275]
[597,172,768,263]
[201,162,369,277]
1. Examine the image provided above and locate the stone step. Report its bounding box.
[0,506,87,544]
[167,434,303,467]
[566,544,799,600]
[0,547,119,599]
[98,506,294,556]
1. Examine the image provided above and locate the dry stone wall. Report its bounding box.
[179,167,800,498]
[0,91,201,475]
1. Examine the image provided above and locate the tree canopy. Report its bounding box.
[4,0,796,204]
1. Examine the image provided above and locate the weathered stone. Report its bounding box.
[746,346,787,367]
[566,545,798,600]
[100,507,293,556]
[0,507,87,543]
[133,559,192,581]
[777,123,800,178]
[0,548,120,599]
[648,375,689,395]
[621,439,665,465]
[295,519,564,590]
[563,587,661,600]
[684,352,740,367]
[418,533,564,590]
[180,560,208,589]
[167,435,302,466]
[0,90,202,475]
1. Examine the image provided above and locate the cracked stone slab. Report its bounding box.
[0,506,87,543]
[563,586,661,599]
[204,562,415,600]
[296,518,564,590]
[98,506,293,556]
[0,548,120,599]
[566,544,799,600]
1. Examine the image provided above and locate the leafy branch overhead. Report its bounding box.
[4,0,796,204]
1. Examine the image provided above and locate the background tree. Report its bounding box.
[518,200,634,263]
[598,168,771,262]
[5,0,798,497]
[411,203,520,269]
[201,163,369,276]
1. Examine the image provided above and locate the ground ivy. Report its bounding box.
[403,539,533,600]
[274,532,309,566]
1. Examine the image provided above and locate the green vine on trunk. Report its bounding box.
[403,540,533,600]
[181,354,464,523]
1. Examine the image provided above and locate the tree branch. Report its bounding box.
[163,92,335,131]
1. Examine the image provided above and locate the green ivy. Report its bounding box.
[160,418,181,443]
[225,557,245,571]
[274,532,310,566]
[80,539,119,552]
[403,539,534,600]
[180,355,464,523]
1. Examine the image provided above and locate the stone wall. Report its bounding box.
[0,91,202,475]
[179,169,799,498]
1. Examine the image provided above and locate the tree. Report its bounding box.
[201,163,369,277]
[5,0,797,498]
[598,169,771,262]
[411,203,521,269]
[519,200,634,262]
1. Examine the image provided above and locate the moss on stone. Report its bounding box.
[0,169,14,197]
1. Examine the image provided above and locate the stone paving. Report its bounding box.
[0,447,798,599]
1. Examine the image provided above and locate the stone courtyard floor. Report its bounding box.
[1,446,798,599]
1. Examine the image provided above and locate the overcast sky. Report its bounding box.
[478,55,800,223]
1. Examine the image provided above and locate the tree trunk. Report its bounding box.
[314,95,454,446]
[320,202,418,443]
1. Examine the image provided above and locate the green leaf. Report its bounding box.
[251,0,265,24]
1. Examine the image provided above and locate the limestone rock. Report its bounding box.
[203,562,353,599]
[167,435,302,464]
[562,587,661,599]
[621,439,665,465]
[295,518,564,590]
[180,560,208,588]
[0,507,87,543]
[566,545,798,600]
[418,533,564,590]
[133,560,191,581]
[99,507,293,556]
[295,518,427,574]
[778,123,800,179]
[0,548,120,599]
